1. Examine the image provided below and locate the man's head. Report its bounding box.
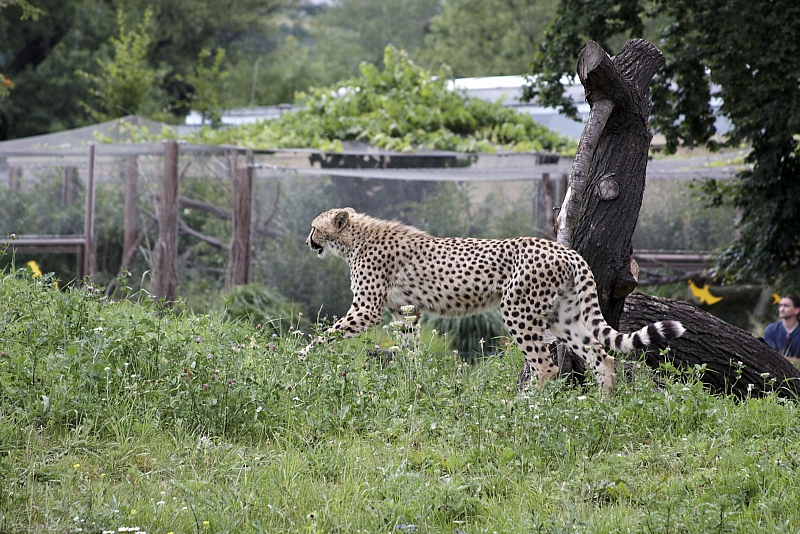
[778,294,800,322]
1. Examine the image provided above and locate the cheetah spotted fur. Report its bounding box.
[301,208,685,397]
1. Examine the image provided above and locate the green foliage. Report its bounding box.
[528,0,800,283]
[0,73,10,101]
[527,0,647,118]
[224,35,321,107]
[2,273,800,531]
[0,0,41,90]
[310,0,442,82]
[0,0,289,139]
[184,46,575,153]
[0,0,42,20]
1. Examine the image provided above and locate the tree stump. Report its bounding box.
[560,39,665,324]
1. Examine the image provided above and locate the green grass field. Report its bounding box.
[2,268,799,533]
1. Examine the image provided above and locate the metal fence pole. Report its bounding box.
[123,155,139,267]
[82,144,96,280]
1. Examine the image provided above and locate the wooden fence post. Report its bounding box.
[155,140,179,302]
[225,149,253,289]
[9,166,21,190]
[62,167,78,206]
[541,173,555,239]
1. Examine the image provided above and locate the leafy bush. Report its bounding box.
[181,46,576,154]
[421,309,510,358]
[223,283,307,335]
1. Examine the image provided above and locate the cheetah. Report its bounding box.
[301,208,685,397]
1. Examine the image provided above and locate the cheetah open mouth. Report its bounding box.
[309,238,324,256]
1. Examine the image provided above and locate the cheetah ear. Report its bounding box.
[343,207,356,214]
[333,209,351,230]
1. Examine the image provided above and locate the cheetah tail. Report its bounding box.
[602,320,686,353]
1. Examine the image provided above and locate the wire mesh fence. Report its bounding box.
[1,143,740,317]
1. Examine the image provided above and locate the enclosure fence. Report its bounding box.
[0,141,741,315]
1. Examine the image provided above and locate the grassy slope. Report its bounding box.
[1,270,799,533]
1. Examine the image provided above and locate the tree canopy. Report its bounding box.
[530,0,800,286]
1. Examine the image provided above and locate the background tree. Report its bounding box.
[0,0,288,139]
[312,0,441,80]
[0,0,42,100]
[420,0,558,77]
[225,0,442,106]
[179,47,228,127]
[528,0,800,287]
[78,8,158,121]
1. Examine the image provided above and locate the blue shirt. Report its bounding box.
[763,321,800,358]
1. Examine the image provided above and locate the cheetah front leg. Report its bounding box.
[299,301,384,359]
[300,270,388,358]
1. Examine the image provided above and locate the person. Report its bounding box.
[763,294,800,360]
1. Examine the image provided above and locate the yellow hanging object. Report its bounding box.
[772,293,781,305]
[688,280,723,305]
[26,260,42,278]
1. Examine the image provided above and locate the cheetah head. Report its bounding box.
[306,207,356,259]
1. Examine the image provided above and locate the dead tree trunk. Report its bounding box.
[620,293,800,398]
[62,167,78,207]
[520,39,800,398]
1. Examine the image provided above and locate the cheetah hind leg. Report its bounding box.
[501,307,559,390]
[548,296,615,399]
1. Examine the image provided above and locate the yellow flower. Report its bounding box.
[130,509,137,515]
[27,260,42,278]
[73,463,81,469]
[203,521,210,527]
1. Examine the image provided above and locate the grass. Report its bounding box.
[2,267,800,533]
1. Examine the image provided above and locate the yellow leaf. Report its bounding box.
[772,293,781,304]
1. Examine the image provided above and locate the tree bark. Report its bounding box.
[549,39,663,379]
[566,39,665,325]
